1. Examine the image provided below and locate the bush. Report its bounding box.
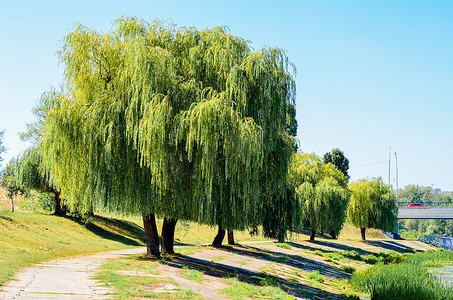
[363,254,379,264]
[18,192,54,213]
[307,270,324,283]
[339,265,356,274]
[325,252,345,261]
[342,250,361,260]
[314,250,324,256]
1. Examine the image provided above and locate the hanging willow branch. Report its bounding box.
[42,16,297,236]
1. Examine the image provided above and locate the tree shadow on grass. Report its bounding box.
[288,240,376,257]
[364,240,420,253]
[64,215,145,246]
[161,254,352,300]
[214,244,352,281]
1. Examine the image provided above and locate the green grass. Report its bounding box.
[339,265,356,274]
[324,252,345,261]
[220,278,294,300]
[96,256,203,299]
[96,271,201,299]
[307,270,324,283]
[101,255,159,274]
[342,250,361,260]
[211,254,230,262]
[0,212,145,285]
[181,267,203,283]
[351,251,453,300]
[275,243,292,249]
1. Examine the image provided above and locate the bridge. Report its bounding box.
[397,202,453,219]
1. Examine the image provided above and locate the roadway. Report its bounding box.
[398,208,453,219]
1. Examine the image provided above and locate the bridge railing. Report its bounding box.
[397,202,453,208]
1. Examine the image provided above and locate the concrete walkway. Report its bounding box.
[0,248,146,300]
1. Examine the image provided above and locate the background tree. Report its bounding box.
[288,153,350,241]
[0,158,24,212]
[16,147,66,215]
[347,177,398,240]
[398,185,435,203]
[323,148,349,181]
[41,17,296,256]
[20,89,67,215]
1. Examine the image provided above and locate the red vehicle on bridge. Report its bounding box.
[408,203,428,208]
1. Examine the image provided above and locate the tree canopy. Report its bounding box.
[323,148,349,180]
[288,153,349,241]
[41,17,297,255]
[348,177,398,240]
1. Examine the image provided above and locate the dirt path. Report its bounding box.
[0,248,146,300]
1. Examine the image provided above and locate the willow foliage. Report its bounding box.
[289,153,350,236]
[348,178,398,232]
[41,17,296,233]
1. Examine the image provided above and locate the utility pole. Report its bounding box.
[388,147,392,188]
[395,152,398,199]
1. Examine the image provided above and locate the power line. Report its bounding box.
[350,160,388,168]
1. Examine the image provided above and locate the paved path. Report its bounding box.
[0,248,146,300]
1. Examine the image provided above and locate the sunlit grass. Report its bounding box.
[220,277,294,300]
[0,212,145,285]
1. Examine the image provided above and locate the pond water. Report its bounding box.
[432,266,453,285]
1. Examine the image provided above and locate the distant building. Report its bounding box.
[433,188,447,195]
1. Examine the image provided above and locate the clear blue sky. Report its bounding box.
[1,1,452,190]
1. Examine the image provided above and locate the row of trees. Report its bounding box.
[1,17,398,255]
[14,17,298,257]
[288,152,397,241]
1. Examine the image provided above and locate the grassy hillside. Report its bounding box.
[0,212,145,285]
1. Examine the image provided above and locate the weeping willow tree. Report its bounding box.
[288,153,350,241]
[20,90,68,215]
[348,178,398,240]
[16,147,67,215]
[41,16,296,256]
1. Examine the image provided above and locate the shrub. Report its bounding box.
[363,254,379,264]
[339,265,356,274]
[342,250,361,260]
[307,270,324,283]
[325,252,345,261]
[314,250,324,256]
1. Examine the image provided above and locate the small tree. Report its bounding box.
[289,153,350,241]
[348,178,398,240]
[1,158,24,212]
[16,147,66,215]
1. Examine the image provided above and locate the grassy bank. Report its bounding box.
[0,212,145,285]
[351,250,453,299]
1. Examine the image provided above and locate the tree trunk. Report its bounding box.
[310,230,316,241]
[10,197,14,213]
[278,229,285,243]
[143,214,160,257]
[361,228,366,240]
[227,230,235,245]
[212,226,225,247]
[161,217,177,255]
[330,231,337,239]
[54,189,66,216]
